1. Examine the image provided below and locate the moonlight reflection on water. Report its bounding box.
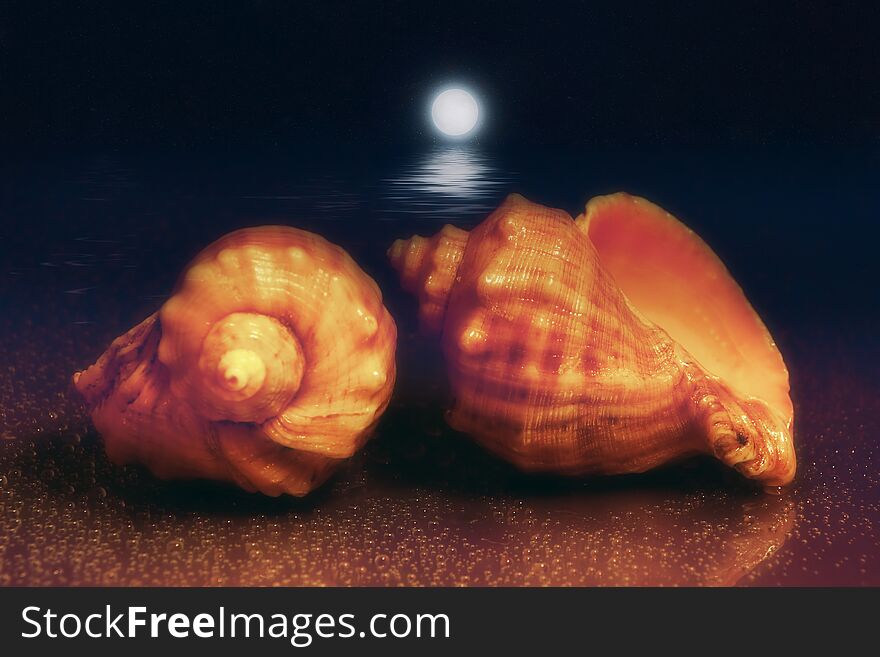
[381,147,514,222]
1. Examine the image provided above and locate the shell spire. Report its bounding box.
[388,224,469,333]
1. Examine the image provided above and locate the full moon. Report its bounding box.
[431,88,480,137]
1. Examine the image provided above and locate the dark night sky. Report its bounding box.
[1,1,879,151]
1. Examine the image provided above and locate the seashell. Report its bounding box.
[74,226,397,496]
[389,193,795,486]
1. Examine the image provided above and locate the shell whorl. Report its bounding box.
[192,312,305,423]
[73,225,398,496]
[157,225,397,456]
[388,224,469,333]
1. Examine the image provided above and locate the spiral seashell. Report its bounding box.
[389,193,795,486]
[74,226,397,496]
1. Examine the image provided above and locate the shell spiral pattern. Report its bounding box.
[74,226,397,496]
[389,193,796,486]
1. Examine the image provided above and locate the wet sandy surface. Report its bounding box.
[1,150,878,585]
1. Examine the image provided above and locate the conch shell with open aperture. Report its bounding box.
[73,226,397,496]
[389,193,795,486]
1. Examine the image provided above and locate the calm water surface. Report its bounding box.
[0,145,877,585]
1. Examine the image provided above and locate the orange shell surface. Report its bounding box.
[390,194,795,486]
[74,226,397,496]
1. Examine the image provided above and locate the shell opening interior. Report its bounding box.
[578,194,793,426]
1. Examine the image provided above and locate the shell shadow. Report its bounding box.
[365,398,772,498]
[3,402,796,585]
[360,407,797,585]
[8,425,333,517]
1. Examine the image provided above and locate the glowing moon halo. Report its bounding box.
[431,88,480,137]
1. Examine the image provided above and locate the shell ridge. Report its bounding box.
[392,194,796,485]
[74,225,397,496]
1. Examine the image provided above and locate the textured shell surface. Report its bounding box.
[389,193,795,486]
[74,226,397,496]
